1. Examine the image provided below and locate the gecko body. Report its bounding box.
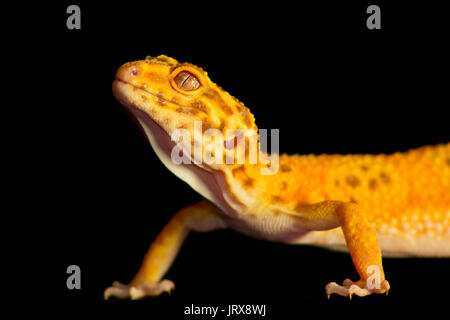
[105,55,450,299]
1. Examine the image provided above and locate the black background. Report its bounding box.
[24,0,449,317]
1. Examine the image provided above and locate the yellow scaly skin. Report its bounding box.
[104,55,450,299]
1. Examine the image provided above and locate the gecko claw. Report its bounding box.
[104,279,175,300]
[325,279,390,298]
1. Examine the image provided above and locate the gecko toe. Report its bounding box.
[104,279,175,300]
[325,279,390,298]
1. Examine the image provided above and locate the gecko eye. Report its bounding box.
[174,71,201,91]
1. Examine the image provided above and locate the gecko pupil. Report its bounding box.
[174,71,200,91]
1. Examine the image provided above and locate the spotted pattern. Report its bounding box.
[369,178,378,190]
[346,175,360,188]
[116,55,450,245]
[240,144,450,240]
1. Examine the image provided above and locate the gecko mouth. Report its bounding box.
[113,78,212,171]
[112,79,179,156]
[112,78,246,217]
[113,78,215,170]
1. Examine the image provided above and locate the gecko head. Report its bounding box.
[113,55,259,169]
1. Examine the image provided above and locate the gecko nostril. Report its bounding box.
[131,68,139,76]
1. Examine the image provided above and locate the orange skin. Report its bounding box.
[248,145,450,241]
[105,55,450,300]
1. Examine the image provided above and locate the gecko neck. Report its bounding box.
[127,105,248,217]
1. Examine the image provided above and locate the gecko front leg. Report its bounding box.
[296,201,390,298]
[104,200,226,299]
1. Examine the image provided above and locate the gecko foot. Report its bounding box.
[104,279,175,300]
[325,278,390,299]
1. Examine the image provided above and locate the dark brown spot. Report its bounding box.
[346,175,360,188]
[141,95,147,102]
[201,120,214,133]
[369,178,378,190]
[350,197,358,204]
[446,158,450,166]
[280,164,292,172]
[380,172,391,183]
[219,120,227,132]
[175,107,199,115]
[231,165,254,188]
[272,195,283,203]
[222,103,234,115]
[280,181,288,190]
[156,92,166,106]
[243,178,255,188]
[232,165,246,177]
[190,101,208,114]
[361,165,369,171]
[335,180,340,186]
